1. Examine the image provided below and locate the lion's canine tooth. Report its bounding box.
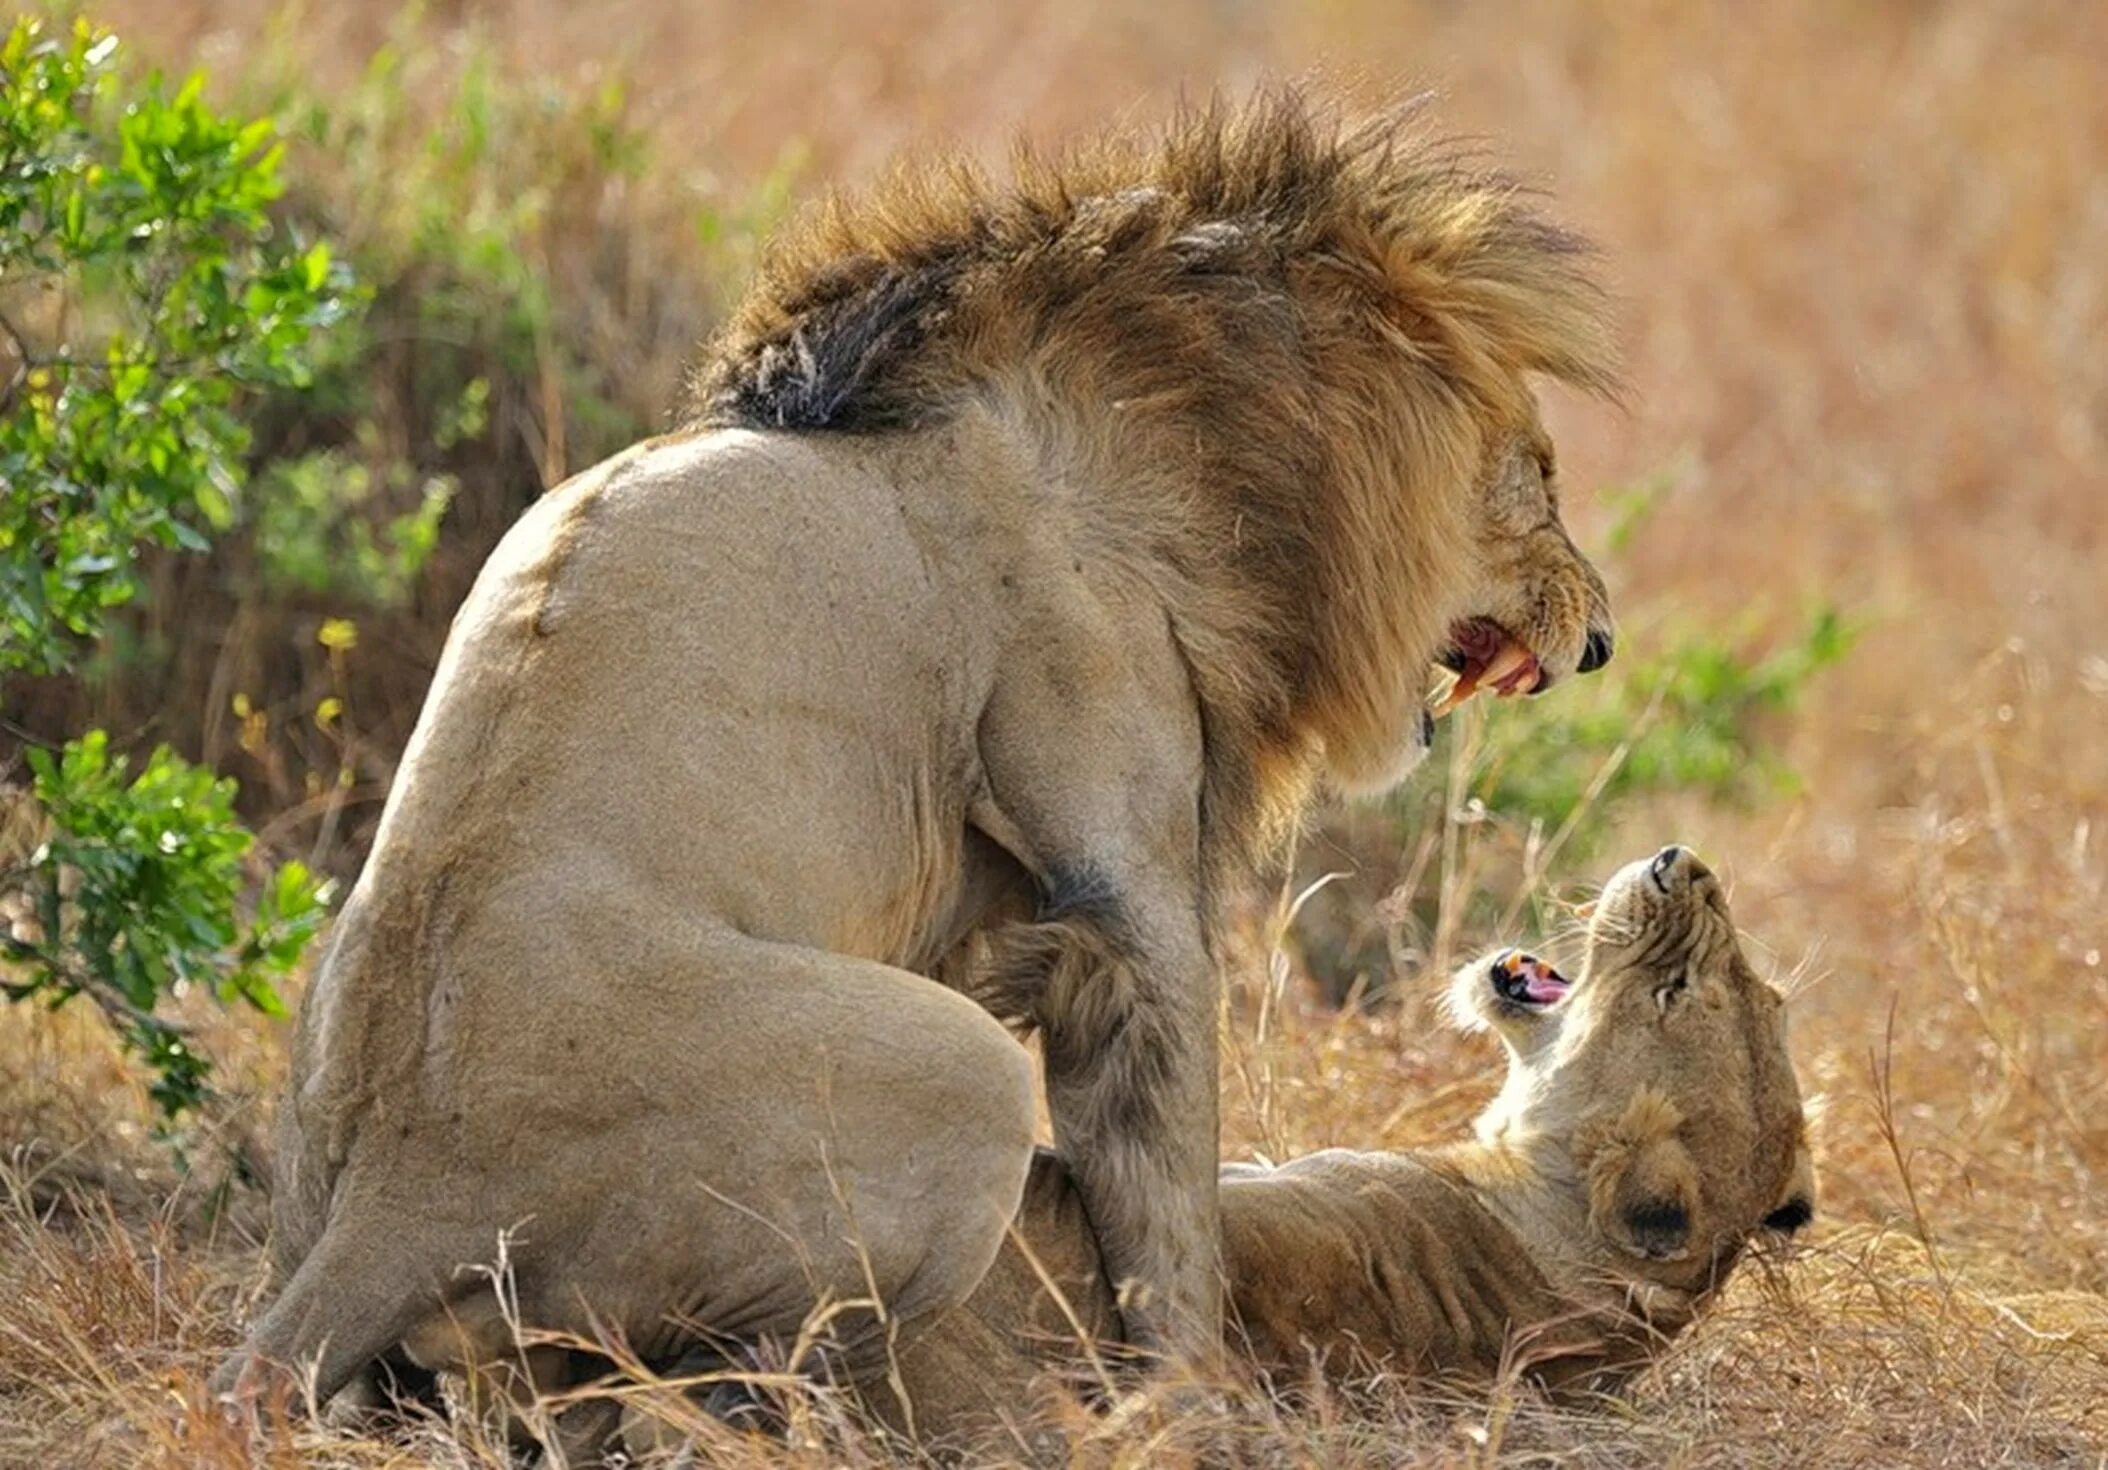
[1431,668,1485,716]
[1427,667,1462,714]
[1482,641,1531,690]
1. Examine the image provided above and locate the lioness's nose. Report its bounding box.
[1650,844,1710,888]
[1578,627,1615,674]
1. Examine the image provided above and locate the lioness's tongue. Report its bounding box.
[1520,960,1571,1003]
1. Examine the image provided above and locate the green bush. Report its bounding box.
[0,16,335,1119]
[3,734,325,1117]
[231,27,756,609]
[1471,605,1855,856]
[7,21,765,856]
[248,446,453,604]
[0,17,356,673]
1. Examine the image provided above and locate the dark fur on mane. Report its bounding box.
[686,88,1618,870]
[707,256,966,431]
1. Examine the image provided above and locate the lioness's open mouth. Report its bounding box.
[1429,617,1545,715]
[1490,949,1572,1007]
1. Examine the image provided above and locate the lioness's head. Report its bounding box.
[1454,845,1813,1286]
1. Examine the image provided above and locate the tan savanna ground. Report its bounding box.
[4,1,2107,1465]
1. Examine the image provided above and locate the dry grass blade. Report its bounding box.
[6,0,2108,1465]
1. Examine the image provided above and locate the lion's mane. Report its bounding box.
[687,89,1620,868]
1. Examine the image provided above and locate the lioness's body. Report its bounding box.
[880,848,1815,1453]
[226,93,1622,1402]
[891,1147,1602,1443]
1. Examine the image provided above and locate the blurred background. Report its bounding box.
[2,2,2103,1464]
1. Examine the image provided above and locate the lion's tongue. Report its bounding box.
[1486,643,1542,695]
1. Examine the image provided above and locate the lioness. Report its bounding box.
[218,91,1618,1404]
[869,845,1813,1450]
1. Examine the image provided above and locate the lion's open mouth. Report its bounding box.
[1491,950,1572,1007]
[1429,617,1545,715]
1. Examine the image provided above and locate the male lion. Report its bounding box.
[854,845,1814,1453]
[216,91,1618,1406]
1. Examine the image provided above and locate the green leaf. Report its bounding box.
[4,730,329,1120]
[0,15,357,673]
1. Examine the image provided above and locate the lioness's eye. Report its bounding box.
[1652,974,1687,1013]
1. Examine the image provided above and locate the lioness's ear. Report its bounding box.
[1579,1088,1699,1262]
[1621,1195,1692,1260]
[1762,1136,1817,1236]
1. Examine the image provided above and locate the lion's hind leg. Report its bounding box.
[581,932,1040,1408]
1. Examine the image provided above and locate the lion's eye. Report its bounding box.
[1652,974,1687,1014]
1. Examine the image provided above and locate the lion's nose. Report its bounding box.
[1578,627,1615,674]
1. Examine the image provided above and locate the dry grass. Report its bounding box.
[5,0,2107,1465]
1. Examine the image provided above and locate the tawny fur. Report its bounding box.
[690,87,1620,857]
[219,88,1620,1407]
[869,848,1813,1457]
